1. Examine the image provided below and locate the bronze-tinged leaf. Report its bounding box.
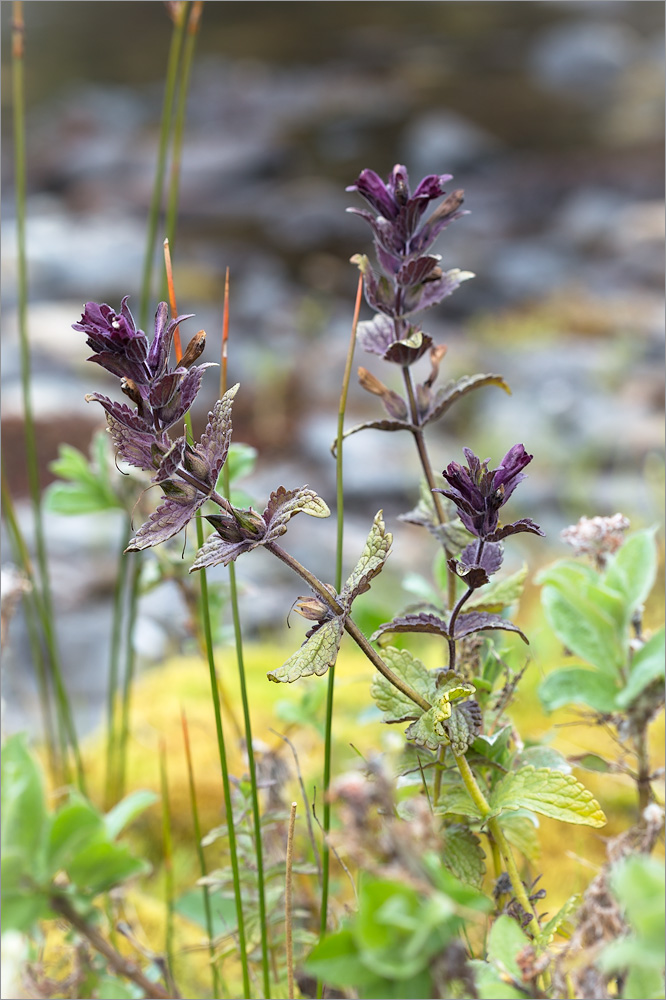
[267,616,344,683]
[423,373,510,426]
[342,510,392,602]
[331,418,415,456]
[197,383,239,481]
[126,495,204,551]
[263,485,330,540]
[453,611,528,644]
[371,611,451,643]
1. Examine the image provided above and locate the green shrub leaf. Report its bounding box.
[370,647,437,723]
[541,585,624,675]
[603,528,657,618]
[442,825,486,887]
[616,627,665,709]
[489,766,606,827]
[539,667,620,714]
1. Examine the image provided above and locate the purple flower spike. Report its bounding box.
[434,444,544,541]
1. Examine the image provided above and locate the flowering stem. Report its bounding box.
[454,751,540,937]
[266,542,432,713]
[447,586,474,670]
[401,366,457,610]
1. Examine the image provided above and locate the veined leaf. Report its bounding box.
[343,510,392,602]
[424,373,511,426]
[616,627,665,709]
[453,611,528,644]
[538,667,620,714]
[489,766,606,828]
[445,700,483,754]
[267,616,344,683]
[442,825,486,888]
[541,585,624,674]
[433,785,482,820]
[405,705,450,752]
[370,648,437,723]
[537,893,580,947]
[486,914,530,981]
[465,564,528,613]
[603,528,657,618]
[498,811,540,863]
[371,612,450,644]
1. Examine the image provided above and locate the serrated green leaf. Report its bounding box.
[516,745,571,772]
[442,825,486,887]
[472,725,514,767]
[616,627,665,709]
[537,893,580,947]
[433,783,482,821]
[445,700,482,754]
[539,667,620,714]
[267,616,344,683]
[304,929,380,990]
[104,789,159,839]
[405,705,450,751]
[542,584,624,674]
[370,647,437,723]
[343,510,392,602]
[490,766,606,827]
[604,528,657,618]
[498,811,540,863]
[487,914,530,981]
[466,564,528,613]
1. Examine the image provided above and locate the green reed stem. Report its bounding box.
[159,742,177,992]
[195,520,252,999]
[318,276,363,957]
[139,1,189,325]
[104,516,131,808]
[117,553,141,800]
[1,466,59,780]
[163,1,204,254]
[12,1,85,791]
[181,709,223,1000]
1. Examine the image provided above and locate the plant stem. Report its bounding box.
[266,541,431,713]
[49,894,174,1000]
[139,1,188,326]
[453,751,540,937]
[447,585,475,670]
[163,1,204,256]
[104,516,131,807]
[220,273,271,998]
[401,365,456,610]
[318,276,363,950]
[181,710,223,1000]
[634,721,652,815]
[12,0,85,791]
[285,801,297,1000]
[117,553,141,799]
[159,741,177,993]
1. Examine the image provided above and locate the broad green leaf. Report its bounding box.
[45,442,121,514]
[48,796,104,871]
[541,584,624,674]
[304,929,382,990]
[343,510,392,602]
[487,914,530,980]
[370,647,437,723]
[516,745,571,773]
[175,888,237,936]
[1,734,49,870]
[490,766,606,827]
[469,960,525,1000]
[604,528,657,617]
[536,559,597,589]
[537,893,580,946]
[609,855,665,945]
[104,789,159,839]
[67,841,148,895]
[96,977,142,999]
[616,627,665,709]
[442,825,486,887]
[465,564,528,613]
[539,667,620,714]
[1,851,53,932]
[433,784,482,820]
[267,616,344,683]
[498,811,540,863]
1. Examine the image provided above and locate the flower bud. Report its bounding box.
[182,447,210,482]
[180,329,206,369]
[423,344,448,389]
[358,367,408,420]
[207,513,244,542]
[429,189,464,224]
[161,480,197,503]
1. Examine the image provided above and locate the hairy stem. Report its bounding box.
[454,751,540,937]
[49,894,174,999]
[266,542,431,712]
[401,366,456,610]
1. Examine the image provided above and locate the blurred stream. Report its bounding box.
[1,1,663,737]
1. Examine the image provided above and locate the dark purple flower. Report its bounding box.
[434,445,544,541]
[347,165,467,271]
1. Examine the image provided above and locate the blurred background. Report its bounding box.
[1,0,664,738]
